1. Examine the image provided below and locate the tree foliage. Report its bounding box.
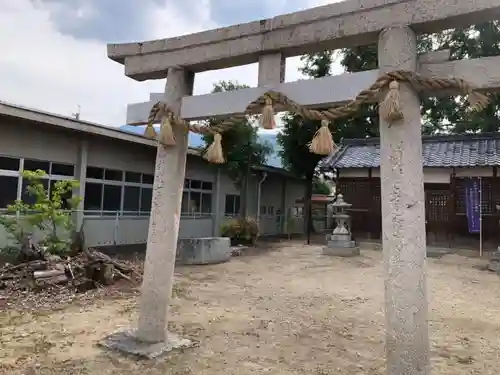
[340,21,500,134]
[0,170,81,256]
[202,81,272,216]
[312,178,332,195]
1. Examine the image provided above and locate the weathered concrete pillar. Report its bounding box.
[378,27,430,375]
[258,53,285,86]
[73,138,88,230]
[136,68,194,343]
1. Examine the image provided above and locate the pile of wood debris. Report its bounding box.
[0,248,140,295]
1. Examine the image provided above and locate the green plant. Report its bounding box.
[220,217,259,246]
[0,169,81,256]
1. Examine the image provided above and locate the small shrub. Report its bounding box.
[220,217,259,246]
[0,169,81,258]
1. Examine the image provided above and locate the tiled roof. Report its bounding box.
[321,133,500,169]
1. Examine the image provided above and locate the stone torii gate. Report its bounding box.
[106,0,500,372]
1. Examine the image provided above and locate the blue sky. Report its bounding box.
[0,0,342,126]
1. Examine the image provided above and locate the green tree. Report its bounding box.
[312,178,332,195]
[278,52,333,237]
[339,21,500,134]
[202,81,272,217]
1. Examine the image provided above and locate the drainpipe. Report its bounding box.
[256,172,268,228]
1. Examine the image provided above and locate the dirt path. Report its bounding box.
[1,242,499,374]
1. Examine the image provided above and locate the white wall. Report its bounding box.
[341,167,495,182]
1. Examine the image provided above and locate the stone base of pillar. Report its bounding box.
[322,234,360,257]
[99,329,196,359]
[176,237,231,265]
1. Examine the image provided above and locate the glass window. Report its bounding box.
[22,178,49,205]
[84,183,102,211]
[190,180,202,189]
[102,185,122,212]
[86,166,104,179]
[189,192,201,213]
[184,179,190,188]
[0,176,18,208]
[125,171,142,183]
[24,159,50,174]
[202,181,213,191]
[104,169,122,181]
[201,193,212,214]
[0,156,20,172]
[123,186,140,213]
[140,187,153,213]
[224,195,240,215]
[51,163,75,176]
[142,174,154,184]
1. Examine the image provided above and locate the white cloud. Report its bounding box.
[0,0,342,127]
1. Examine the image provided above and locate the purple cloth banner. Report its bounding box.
[464,178,481,233]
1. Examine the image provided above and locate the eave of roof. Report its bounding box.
[0,100,295,177]
[321,132,500,169]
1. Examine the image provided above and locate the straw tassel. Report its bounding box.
[158,115,176,146]
[144,122,157,139]
[468,91,490,112]
[380,80,404,123]
[309,120,337,156]
[259,95,276,129]
[203,133,225,164]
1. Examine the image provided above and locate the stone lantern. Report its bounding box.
[323,193,360,257]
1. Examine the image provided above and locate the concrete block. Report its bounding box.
[176,237,231,265]
[322,246,360,257]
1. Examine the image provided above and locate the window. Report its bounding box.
[225,195,240,216]
[51,163,74,176]
[0,176,18,208]
[86,166,104,179]
[22,179,49,205]
[142,174,154,184]
[105,169,122,181]
[84,183,103,211]
[24,159,50,174]
[182,179,213,216]
[123,186,140,213]
[0,157,75,210]
[0,156,20,172]
[125,171,141,183]
[140,187,153,213]
[103,185,122,213]
[84,167,155,215]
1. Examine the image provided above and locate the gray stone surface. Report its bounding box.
[327,233,351,242]
[379,27,430,375]
[176,237,231,265]
[100,330,195,359]
[108,0,500,79]
[135,68,194,343]
[322,246,360,257]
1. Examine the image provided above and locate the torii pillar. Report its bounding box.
[100,69,196,357]
[378,26,429,375]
